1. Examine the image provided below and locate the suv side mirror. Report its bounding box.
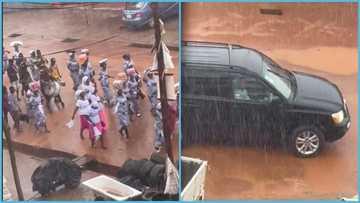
[269,93,281,104]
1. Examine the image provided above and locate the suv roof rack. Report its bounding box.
[182,40,245,49]
[182,40,265,75]
[183,40,249,64]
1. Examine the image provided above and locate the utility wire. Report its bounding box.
[3,3,103,10]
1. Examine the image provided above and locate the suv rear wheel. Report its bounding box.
[289,126,325,158]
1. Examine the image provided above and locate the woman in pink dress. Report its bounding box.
[89,94,108,134]
[87,102,107,149]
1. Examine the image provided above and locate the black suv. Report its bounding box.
[182,41,351,158]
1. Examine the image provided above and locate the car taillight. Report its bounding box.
[135,13,143,17]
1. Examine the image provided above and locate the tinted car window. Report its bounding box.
[184,64,275,103]
[183,67,221,98]
[232,77,274,103]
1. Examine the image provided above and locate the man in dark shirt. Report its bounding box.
[7,59,20,101]
[17,53,32,97]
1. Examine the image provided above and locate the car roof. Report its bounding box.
[182,41,264,75]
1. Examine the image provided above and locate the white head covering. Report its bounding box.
[75,89,84,100]
[80,76,95,97]
[26,89,33,98]
[81,49,89,54]
[75,89,83,97]
[144,68,152,78]
[156,102,161,110]
[82,76,89,85]
[99,58,108,64]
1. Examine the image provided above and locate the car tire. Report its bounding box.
[148,164,165,187]
[139,160,155,179]
[289,126,325,158]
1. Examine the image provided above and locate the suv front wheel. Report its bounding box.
[289,126,325,158]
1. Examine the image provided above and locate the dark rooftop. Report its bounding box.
[182,41,264,75]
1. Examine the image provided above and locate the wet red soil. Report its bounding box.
[3,7,179,167]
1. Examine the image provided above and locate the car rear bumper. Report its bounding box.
[122,16,149,28]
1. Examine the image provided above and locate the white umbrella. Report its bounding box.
[10,41,23,47]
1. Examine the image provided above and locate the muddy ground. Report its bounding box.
[3,4,179,171]
[182,3,358,200]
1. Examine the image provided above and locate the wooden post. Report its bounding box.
[3,119,24,200]
[151,2,174,163]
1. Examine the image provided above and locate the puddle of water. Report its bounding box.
[8,33,22,37]
[259,8,283,15]
[61,38,80,43]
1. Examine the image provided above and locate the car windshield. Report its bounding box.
[262,56,293,99]
[125,2,145,10]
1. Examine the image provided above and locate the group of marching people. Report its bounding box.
[69,50,165,151]
[69,49,109,149]
[112,57,162,149]
[3,42,61,133]
[3,41,171,152]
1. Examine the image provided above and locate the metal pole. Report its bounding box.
[3,118,24,200]
[151,3,174,163]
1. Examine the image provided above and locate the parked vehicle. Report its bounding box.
[182,41,351,158]
[122,2,178,29]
